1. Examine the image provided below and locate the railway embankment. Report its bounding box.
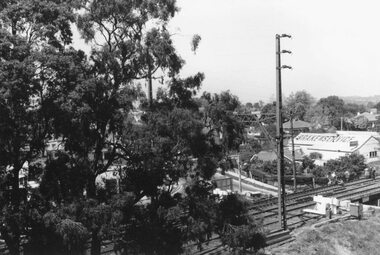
[268,212,380,255]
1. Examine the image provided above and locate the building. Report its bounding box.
[289,131,380,165]
[283,119,311,134]
[253,148,304,163]
[351,109,380,131]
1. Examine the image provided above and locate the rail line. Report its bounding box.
[249,178,378,211]
[255,178,380,231]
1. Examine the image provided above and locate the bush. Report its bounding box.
[217,194,265,253]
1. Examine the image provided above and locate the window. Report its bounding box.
[370,151,378,158]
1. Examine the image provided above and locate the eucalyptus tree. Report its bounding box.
[0,1,79,253]
[49,0,185,199]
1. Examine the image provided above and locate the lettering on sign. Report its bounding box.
[295,134,354,143]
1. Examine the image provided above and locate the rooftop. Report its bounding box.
[292,131,377,153]
[283,120,312,129]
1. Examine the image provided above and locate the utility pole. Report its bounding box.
[276,34,292,230]
[238,157,242,193]
[290,113,297,192]
[147,48,153,107]
[231,154,242,193]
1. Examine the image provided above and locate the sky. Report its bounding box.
[167,0,380,103]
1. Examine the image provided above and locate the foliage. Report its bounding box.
[48,0,185,199]
[118,180,217,254]
[305,96,344,128]
[200,91,245,154]
[56,219,89,253]
[309,152,322,160]
[0,1,80,253]
[352,115,369,130]
[323,154,366,181]
[25,203,89,255]
[343,103,366,117]
[0,1,268,254]
[39,153,86,202]
[191,34,202,54]
[253,101,264,111]
[285,90,315,121]
[239,140,262,165]
[270,214,380,255]
[301,156,316,171]
[260,102,276,124]
[311,166,327,178]
[217,194,266,252]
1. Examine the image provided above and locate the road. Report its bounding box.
[214,173,271,195]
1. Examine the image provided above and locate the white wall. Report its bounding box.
[357,137,380,163]
[296,136,380,164]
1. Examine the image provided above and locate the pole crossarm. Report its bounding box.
[234,113,260,126]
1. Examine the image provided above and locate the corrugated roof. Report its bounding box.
[354,112,380,122]
[254,148,304,162]
[292,131,376,153]
[283,120,311,129]
[255,150,277,162]
[284,147,304,161]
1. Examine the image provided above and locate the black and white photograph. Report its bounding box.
[1,0,380,254]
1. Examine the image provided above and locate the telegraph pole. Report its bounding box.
[147,48,153,107]
[231,154,242,193]
[276,34,292,230]
[290,113,297,192]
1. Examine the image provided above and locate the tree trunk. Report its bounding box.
[3,161,22,255]
[87,174,97,198]
[1,226,20,255]
[90,231,101,255]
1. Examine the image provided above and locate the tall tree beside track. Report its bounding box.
[0,1,79,254]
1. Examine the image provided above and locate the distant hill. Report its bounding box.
[341,95,380,105]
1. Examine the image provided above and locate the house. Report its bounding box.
[351,109,380,131]
[289,131,380,165]
[45,137,65,158]
[254,147,304,163]
[283,119,311,134]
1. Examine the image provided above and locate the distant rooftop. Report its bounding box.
[354,112,380,122]
[283,120,311,129]
[292,131,377,153]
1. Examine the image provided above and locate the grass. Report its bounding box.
[268,214,380,255]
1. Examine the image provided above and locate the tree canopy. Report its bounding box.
[0,1,265,254]
[285,90,314,121]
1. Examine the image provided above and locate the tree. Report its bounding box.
[25,201,90,255]
[77,0,182,107]
[260,102,276,124]
[352,115,369,130]
[285,90,315,120]
[0,1,266,254]
[301,156,316,171]
[306,96,345,128]
[374,102,380,112]
[200,91,244,155]
[48,0,185,202]
[0,1,78,253]
[245,102,254,109]
[217,194,266,253]
[39,153,86,203]
[253,101,264,111]
[343,103,366,117]
[324,154,366,181]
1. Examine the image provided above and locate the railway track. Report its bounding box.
[249,178,379,211]
[185,177,380,254]
[255,177,380,230]
[2,178,379,255]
